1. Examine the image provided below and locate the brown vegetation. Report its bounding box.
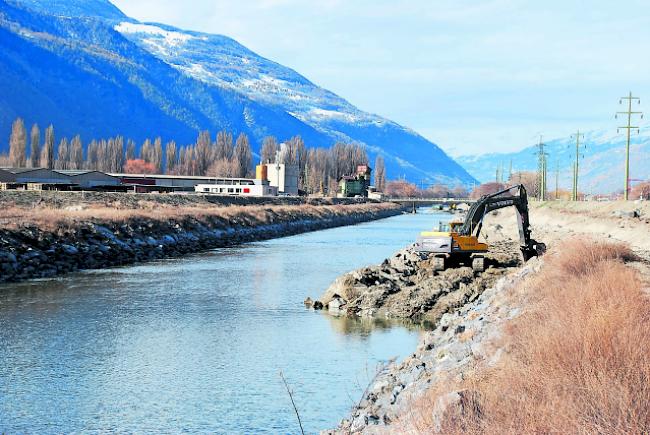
[384,180,468,198]
[404,238,649,434]
[0,200,400,232]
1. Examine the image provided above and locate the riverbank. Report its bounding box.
[0,192,405,283]
[322,201,650,433]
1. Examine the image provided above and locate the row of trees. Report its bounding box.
[384,179,469,198]
[4,118,387,194]
[7,119,256,178]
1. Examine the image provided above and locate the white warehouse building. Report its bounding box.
[194,178,278,197]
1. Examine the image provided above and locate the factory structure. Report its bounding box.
[0,162,300,197]
[337,165,372,198]
[0,145,378,198]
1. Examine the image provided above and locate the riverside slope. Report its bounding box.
[321,201,650,433]
[0,192,405,283]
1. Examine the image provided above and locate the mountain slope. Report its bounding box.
[0,0,476,186]
[457,127,650,194]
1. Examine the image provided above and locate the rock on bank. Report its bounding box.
[0,199,404,283]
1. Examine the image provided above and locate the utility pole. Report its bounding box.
[616,92,643,200]
[571,130,585,201]
[555,158,559,200]
[536,136,547,201]
[508,159,513,182]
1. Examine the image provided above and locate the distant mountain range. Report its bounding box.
[457,126,650,194]
[0,0,477,186]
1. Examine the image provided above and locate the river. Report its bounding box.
[0,210,449,434]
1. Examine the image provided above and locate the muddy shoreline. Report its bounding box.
[0,202,406,283]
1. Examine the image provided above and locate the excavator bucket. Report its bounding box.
[521,239,546,262]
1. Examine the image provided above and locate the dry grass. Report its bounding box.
[403,238,650,435]
[0,202,400,231]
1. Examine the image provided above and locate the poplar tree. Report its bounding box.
[9,118,27,167]
[234,133,252,177]
[215,130,233,161]
[195,131,211,175]
[55,138,69,170]
[70,135,83,169]
[152,137,163,173]
[140,139,152,163]
[125,139,136,161]
[29,124,40,168]
[165,140,177,174]
[40,125,55,169]
[374,155,386,191]
[261,136,278,163]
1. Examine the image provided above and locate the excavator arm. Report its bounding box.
[460,185,546,261]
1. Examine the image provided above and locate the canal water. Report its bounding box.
[0,210,449,434]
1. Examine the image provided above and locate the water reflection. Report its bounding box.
[0,211,449,434]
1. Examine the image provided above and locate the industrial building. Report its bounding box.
[194,179,277,197]
[256,163,299,196]
[0,163,299,197]
[0,168,120,191]
[338,165,372,198]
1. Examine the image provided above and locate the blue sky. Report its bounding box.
[111,0,650,156]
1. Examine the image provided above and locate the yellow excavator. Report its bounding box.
[414,184,546,271]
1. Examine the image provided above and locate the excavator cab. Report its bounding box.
[414,185,546,272]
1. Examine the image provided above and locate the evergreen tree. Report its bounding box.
[70,135,83,169]
[29,124,40,168]
[9,118,27,167]
[234,133,252,177]
[41,125,55,169]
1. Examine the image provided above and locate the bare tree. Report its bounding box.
[70,135,83,169]
[374,155,386,191]
[165,140,177,174]
[125,139,136,161]
[140,139,152,163]
[55,138,69,170]
[207,158,238,177]
[261,136,278,163]
[9,118,27,167]
[215,130,233,161]
[152,137,163,173]
[234,133,252,177]
[195,131,212,175]
[29,124,40,168]
[40,125,55,169]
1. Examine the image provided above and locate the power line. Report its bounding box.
[616,92,643,200]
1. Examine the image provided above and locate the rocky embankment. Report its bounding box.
[0,194,404,283]
[316,240,521,322]
[323,258,542,434]
[322,200,650,434]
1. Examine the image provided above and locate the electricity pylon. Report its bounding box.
[616,92,643,200]
[536,136,547,201]
[571,130,585,201]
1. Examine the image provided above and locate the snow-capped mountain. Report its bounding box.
[0,0,476,186]
[457,126,650,194]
